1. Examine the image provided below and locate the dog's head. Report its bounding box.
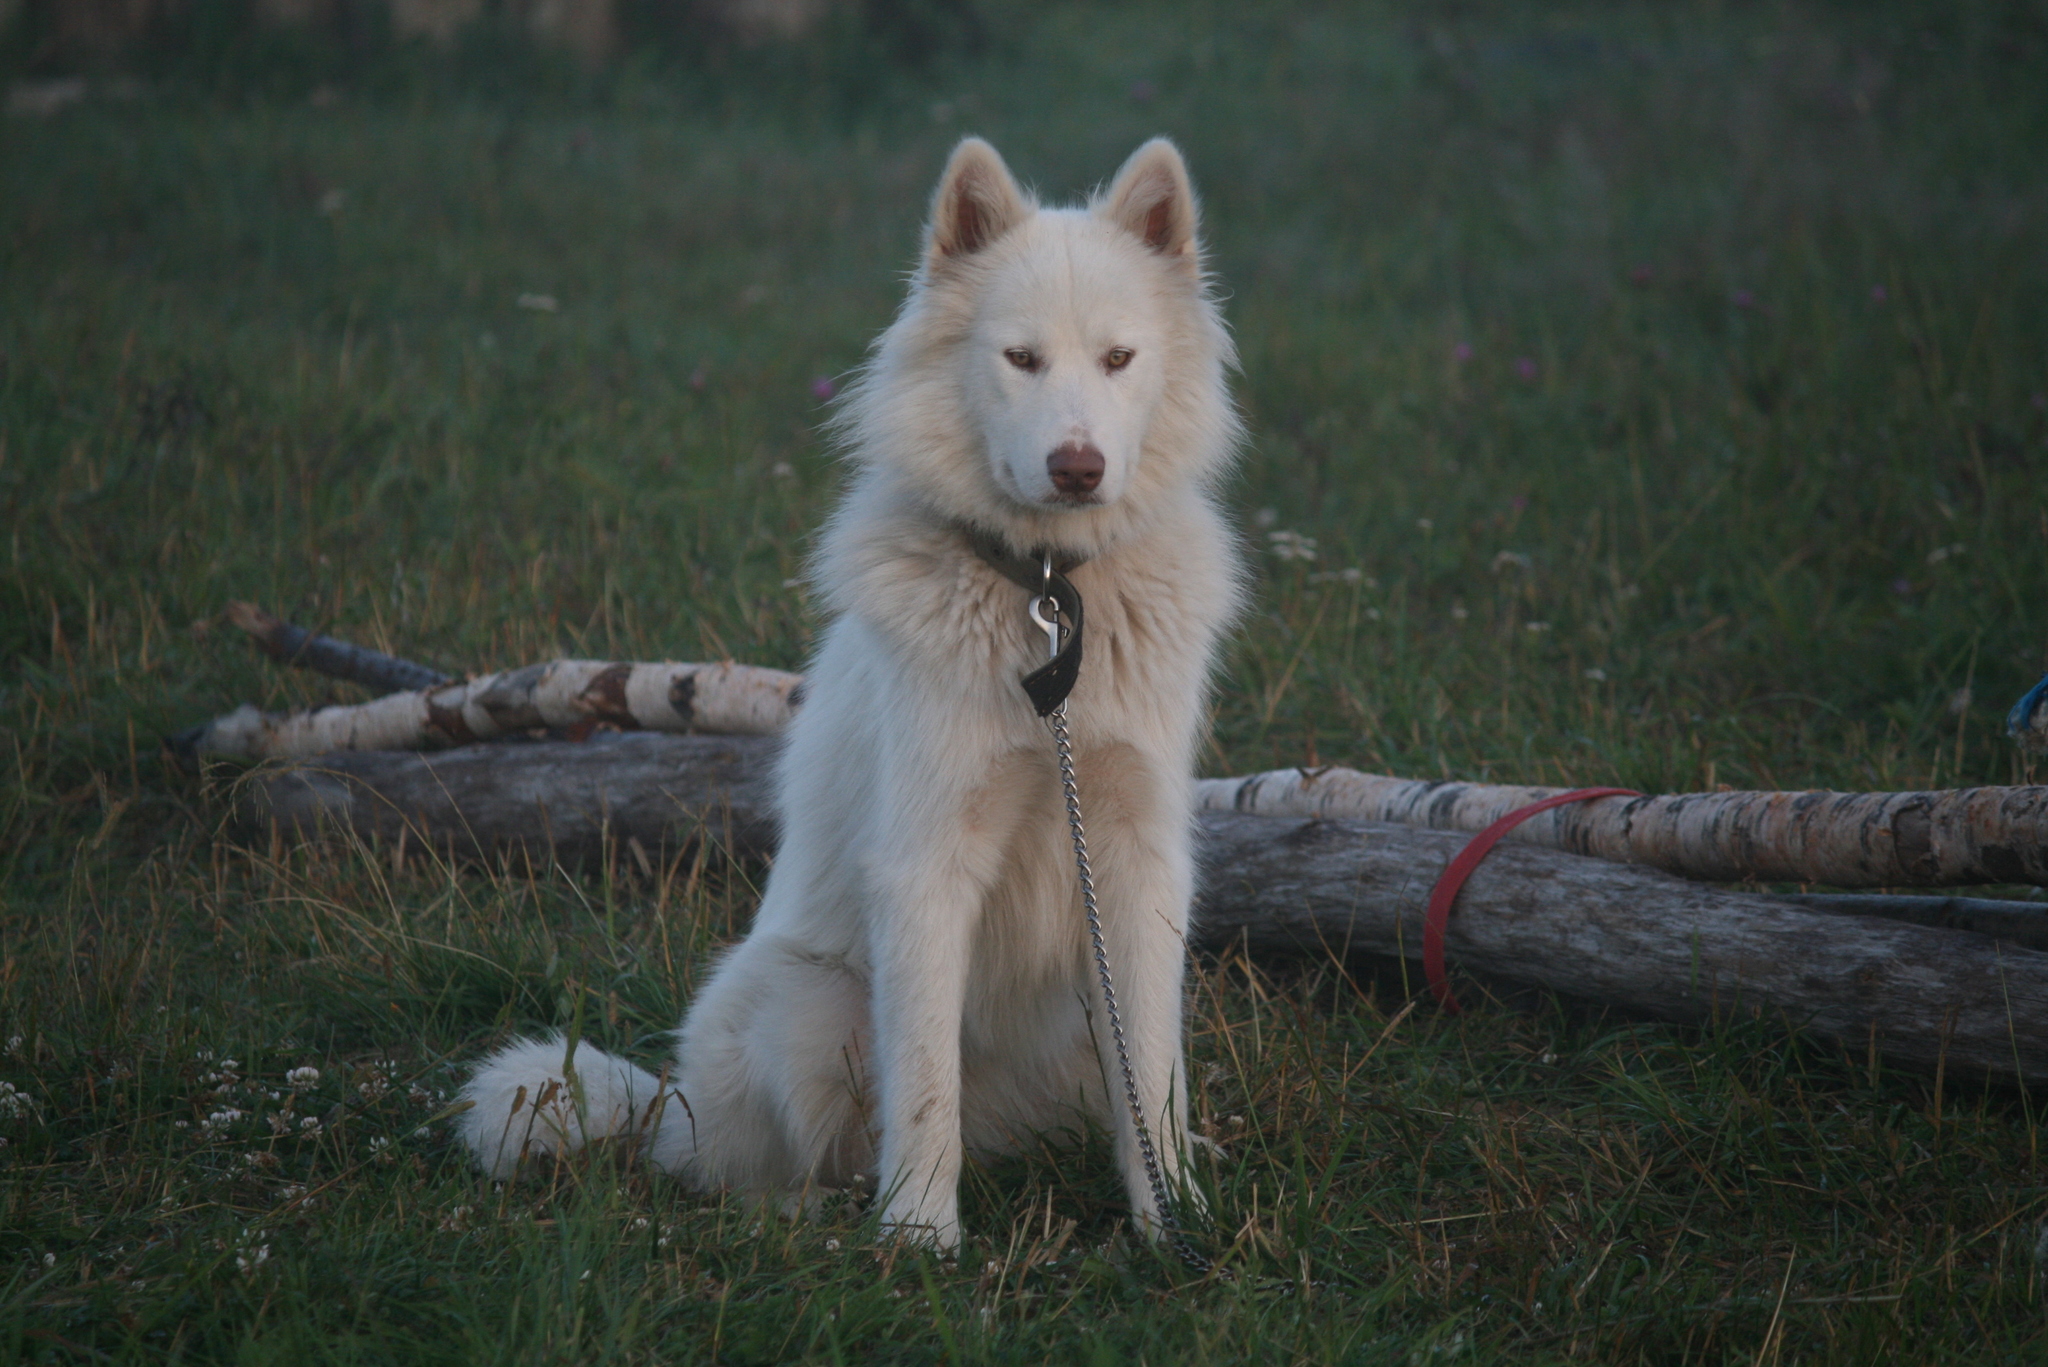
[839,138,1239,552]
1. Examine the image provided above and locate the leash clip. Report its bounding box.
[1028,550,1062,662]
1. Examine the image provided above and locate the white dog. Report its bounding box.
[458,136,1244,1250]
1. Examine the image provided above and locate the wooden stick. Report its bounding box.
[226,600,452,693]
[233,734,2048,1085]
[1194,766,2048,888]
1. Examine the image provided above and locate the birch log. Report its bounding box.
[178,660,803,762]
[233,734,2048,1084]
[1195,767,2048,888]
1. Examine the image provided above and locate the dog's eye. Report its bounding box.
[1104,348,1134,371]
[1004,349,1037,371]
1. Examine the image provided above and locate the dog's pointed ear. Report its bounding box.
[925,138,1029,265]
[1100,138,1199,262]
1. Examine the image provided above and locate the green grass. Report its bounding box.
[5,2,2048,1360]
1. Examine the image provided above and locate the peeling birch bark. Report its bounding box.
[1194,767,2048,888]
[235,734,2048,1085]
[179,659,804,761]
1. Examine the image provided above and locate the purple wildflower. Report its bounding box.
[810,376,837,402]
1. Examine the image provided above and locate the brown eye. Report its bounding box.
[1004,348,1036,370]
[1104,347,1134,371]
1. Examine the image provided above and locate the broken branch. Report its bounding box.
[227,600,453,693]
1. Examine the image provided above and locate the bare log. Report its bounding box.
[238,731,779,866]
[236,735,2048,1085]
[1194,810,2048,1086]
[179,660,803,762]
[1784,894,2048,953]
[227,600,453,693]
[1195,767,2048,888]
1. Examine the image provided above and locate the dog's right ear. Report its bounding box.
[925,138,1029,265]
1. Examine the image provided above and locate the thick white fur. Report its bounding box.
[458,137,1245,1249]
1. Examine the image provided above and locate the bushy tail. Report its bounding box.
[456,1036,688,1179]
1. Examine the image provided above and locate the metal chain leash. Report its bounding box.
[1028,552,1218,1278]
[1046,700,1216,1277]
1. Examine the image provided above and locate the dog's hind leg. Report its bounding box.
[675,933,875,1206]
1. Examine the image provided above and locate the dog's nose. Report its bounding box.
[1047,441,1105,496]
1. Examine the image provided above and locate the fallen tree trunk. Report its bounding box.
[237,732,781,866]
[177,660,803,762]
[1194,810,2048,1086]
[1195,767,2048,888]
[234,734,2048,1086]
[1783,893,2048,951]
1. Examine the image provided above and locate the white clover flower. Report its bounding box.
[298,1116,322,1134]
[367,1137,390,1153]
[286,1067,320,1092]
[1267,529,1318,562]
[202,1108,244,1132]
[5,1036,22,1057]
[0,1080,42,1121]
[235,1244,270,1276]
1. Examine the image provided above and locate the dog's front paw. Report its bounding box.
[878,1206,961,1252]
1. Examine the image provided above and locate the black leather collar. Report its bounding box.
[956,525,1088,716]
[958,524,1089,593]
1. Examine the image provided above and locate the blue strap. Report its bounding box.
[2008,672,2048,748]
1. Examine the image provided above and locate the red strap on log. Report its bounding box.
[1423,787,1642,1014]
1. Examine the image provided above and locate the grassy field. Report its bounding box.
[5,2,2048,1360]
